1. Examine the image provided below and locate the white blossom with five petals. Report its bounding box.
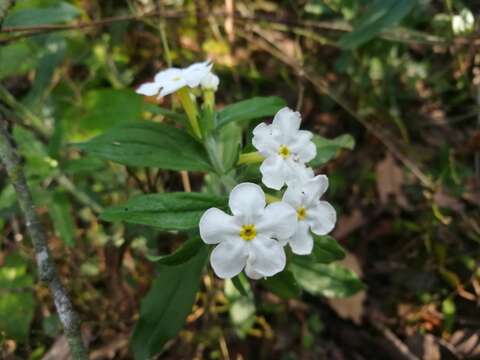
[199,183,297,279]
[136,60,215,97]
[281,174,336,255]
[252,107,317,190]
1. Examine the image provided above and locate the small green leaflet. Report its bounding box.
[291,257,363,298]
[146,237,206,265]
[262,269,301,299]
[216,96,286,128]
[309,134,355,167]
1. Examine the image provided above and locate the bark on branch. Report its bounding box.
[0,120,88,359]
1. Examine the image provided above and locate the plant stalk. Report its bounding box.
[0,120,88,360]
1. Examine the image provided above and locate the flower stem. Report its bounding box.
[177,87,202,139]
[203,89,215,110]
[0,121,88,360]
[201,89,215,135]
[265,194,281,203]
[237,151,265,165]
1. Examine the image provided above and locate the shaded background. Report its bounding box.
[1,0,480,359]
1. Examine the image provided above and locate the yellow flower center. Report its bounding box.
[278,145,290,159]
[297,207,307,220]
[239,224,256,241]
[172,76,182,81]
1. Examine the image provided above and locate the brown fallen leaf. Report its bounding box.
[41,336,69,360]
[332,209,366,240]
[450,329,480,358]
[327,252,366,325]
[375,152,409,209]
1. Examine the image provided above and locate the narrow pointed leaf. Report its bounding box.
[131,246,208,359]
[77,122,212,171]
[216,96,286,128]
[100,192,227,230]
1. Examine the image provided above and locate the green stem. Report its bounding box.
[177,87,202,139]
[265,194,280,203]
[237,151,265,165]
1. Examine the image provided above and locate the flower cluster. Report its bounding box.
[135,60,336,280]
[200,107,336,279]
[136,60,219,98]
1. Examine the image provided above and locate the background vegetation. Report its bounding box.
[0,0,479,359]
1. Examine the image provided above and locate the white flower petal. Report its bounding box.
[245,261,263,279]
[288,130,313,150]
[199,208,240,244]
[282,184,303,208]
[303,175,329,205]
[296,142,317,163]
[285,165,315,188]
[248,235,286,277]
[256,202,297,240]
[210,239,248,279]
[307,201,336,235]
[154,68,183,83]
[136,82,161,96]
[272,107,301,141]
[183,60,212,87]
[252,123,279,156]
[201,72,219,90]
[288,221,314,255]
[228,183,266,218]
[260,155,287,190]
[159,80,187,97]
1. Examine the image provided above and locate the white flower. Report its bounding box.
[201,72,220,91]
[199,183,297,279]
[252,107,317,190]
[452,9,475,35]
[282,175,336,255]
[136,60,213,97]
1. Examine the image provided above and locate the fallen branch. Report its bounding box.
[0,119,88,360]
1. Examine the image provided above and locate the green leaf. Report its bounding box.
[143,103,188,125]
[50,192,76,247]
[65,89,144,141]
[309,134,355,167]
[0,252,35,341]
[217,122,242,171]
[131,246,208,359]
[442,297,456,333]
[100,192,227,230]
[311,235,346,264]
[262,270,301,299]
[4,1,82,27]
[216,96,286,128]
[77,122,212,172]
[0,41,37,79]
[291,258,363,298]
[231,273,249,297]
[13,126,56,178]
[338,0,416,49]
[146,237,206,265]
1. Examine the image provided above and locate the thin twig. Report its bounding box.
[475,85,480,180]
[1,8,479,48]
[0,120,88,359]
